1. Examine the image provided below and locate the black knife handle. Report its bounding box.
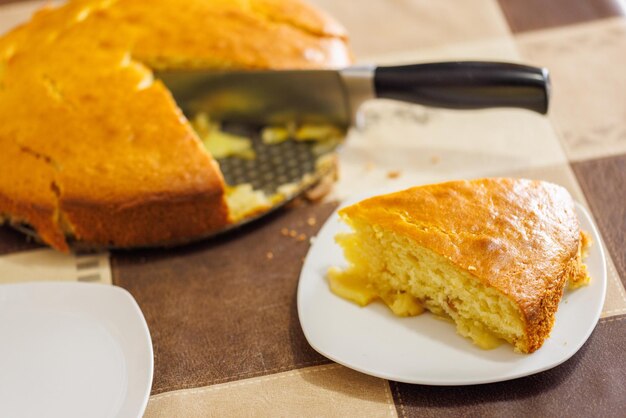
[374,62,550,114]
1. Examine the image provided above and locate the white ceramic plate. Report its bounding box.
[297,190,607,385]
[0,282,153,417]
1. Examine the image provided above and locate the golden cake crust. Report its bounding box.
[0,0,352,250]
[339,178,587,352]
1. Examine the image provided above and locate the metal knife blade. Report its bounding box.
[156,67,374,128]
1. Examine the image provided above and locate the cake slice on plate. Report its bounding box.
[328,178,590,353]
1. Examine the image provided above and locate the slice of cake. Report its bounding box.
[328,178,590,353]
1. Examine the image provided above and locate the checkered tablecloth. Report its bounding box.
[1,0,624,416]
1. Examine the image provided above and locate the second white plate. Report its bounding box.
[297,193,607,385]
[0,282,153,418]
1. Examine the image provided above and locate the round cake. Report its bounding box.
[0,0,352,251]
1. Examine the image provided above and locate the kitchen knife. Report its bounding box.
[156,61,550,128]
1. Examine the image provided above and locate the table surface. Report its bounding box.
[0,0,625,417]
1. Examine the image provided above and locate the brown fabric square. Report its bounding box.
[111,202,337,394]
[0,226,43,255]
[572,155,626,285]
[391,316,626,417]
[498,0,624,33]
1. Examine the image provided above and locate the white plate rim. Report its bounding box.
[297,188,607,386]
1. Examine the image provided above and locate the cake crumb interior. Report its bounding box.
[329,219,527,351]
